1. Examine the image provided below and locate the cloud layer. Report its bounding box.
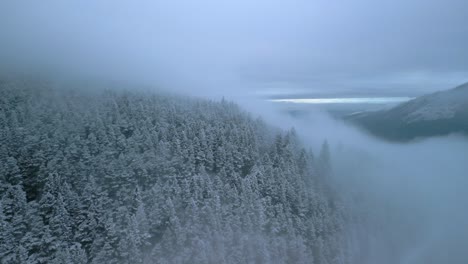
[1,0,468,96]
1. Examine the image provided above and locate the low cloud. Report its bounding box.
[1,0,468,97]
[260,106,468,264]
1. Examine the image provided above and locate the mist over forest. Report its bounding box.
[1,1,468,264]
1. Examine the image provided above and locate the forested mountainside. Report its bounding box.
[0,80,347,264]
[346,82,468,141]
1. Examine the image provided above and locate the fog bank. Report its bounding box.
[258,106,468,264]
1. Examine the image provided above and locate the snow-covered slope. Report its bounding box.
[398,82,468,123]
[346,83,468,141]
[0,79,347,263]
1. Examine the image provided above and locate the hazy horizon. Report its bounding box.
[1,0,468,98]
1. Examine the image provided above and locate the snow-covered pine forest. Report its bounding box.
[0,80,348,264]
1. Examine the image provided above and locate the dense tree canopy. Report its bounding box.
[0,80,349,263]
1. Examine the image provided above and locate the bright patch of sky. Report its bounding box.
[270,97,413,104]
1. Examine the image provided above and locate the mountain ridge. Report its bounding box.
[346,82,468,141]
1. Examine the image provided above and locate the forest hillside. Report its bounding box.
[0,80,347,264]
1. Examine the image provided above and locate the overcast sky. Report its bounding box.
[1,0,467,97]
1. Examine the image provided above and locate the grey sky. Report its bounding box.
[1,0,467,97]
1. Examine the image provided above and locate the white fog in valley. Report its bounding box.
[1,0,468,264]
[256,106,468,263]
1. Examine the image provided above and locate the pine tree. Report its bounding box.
[0,200,15,263]
[4,157,22,186]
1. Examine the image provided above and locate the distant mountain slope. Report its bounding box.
[346,83,468,141]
